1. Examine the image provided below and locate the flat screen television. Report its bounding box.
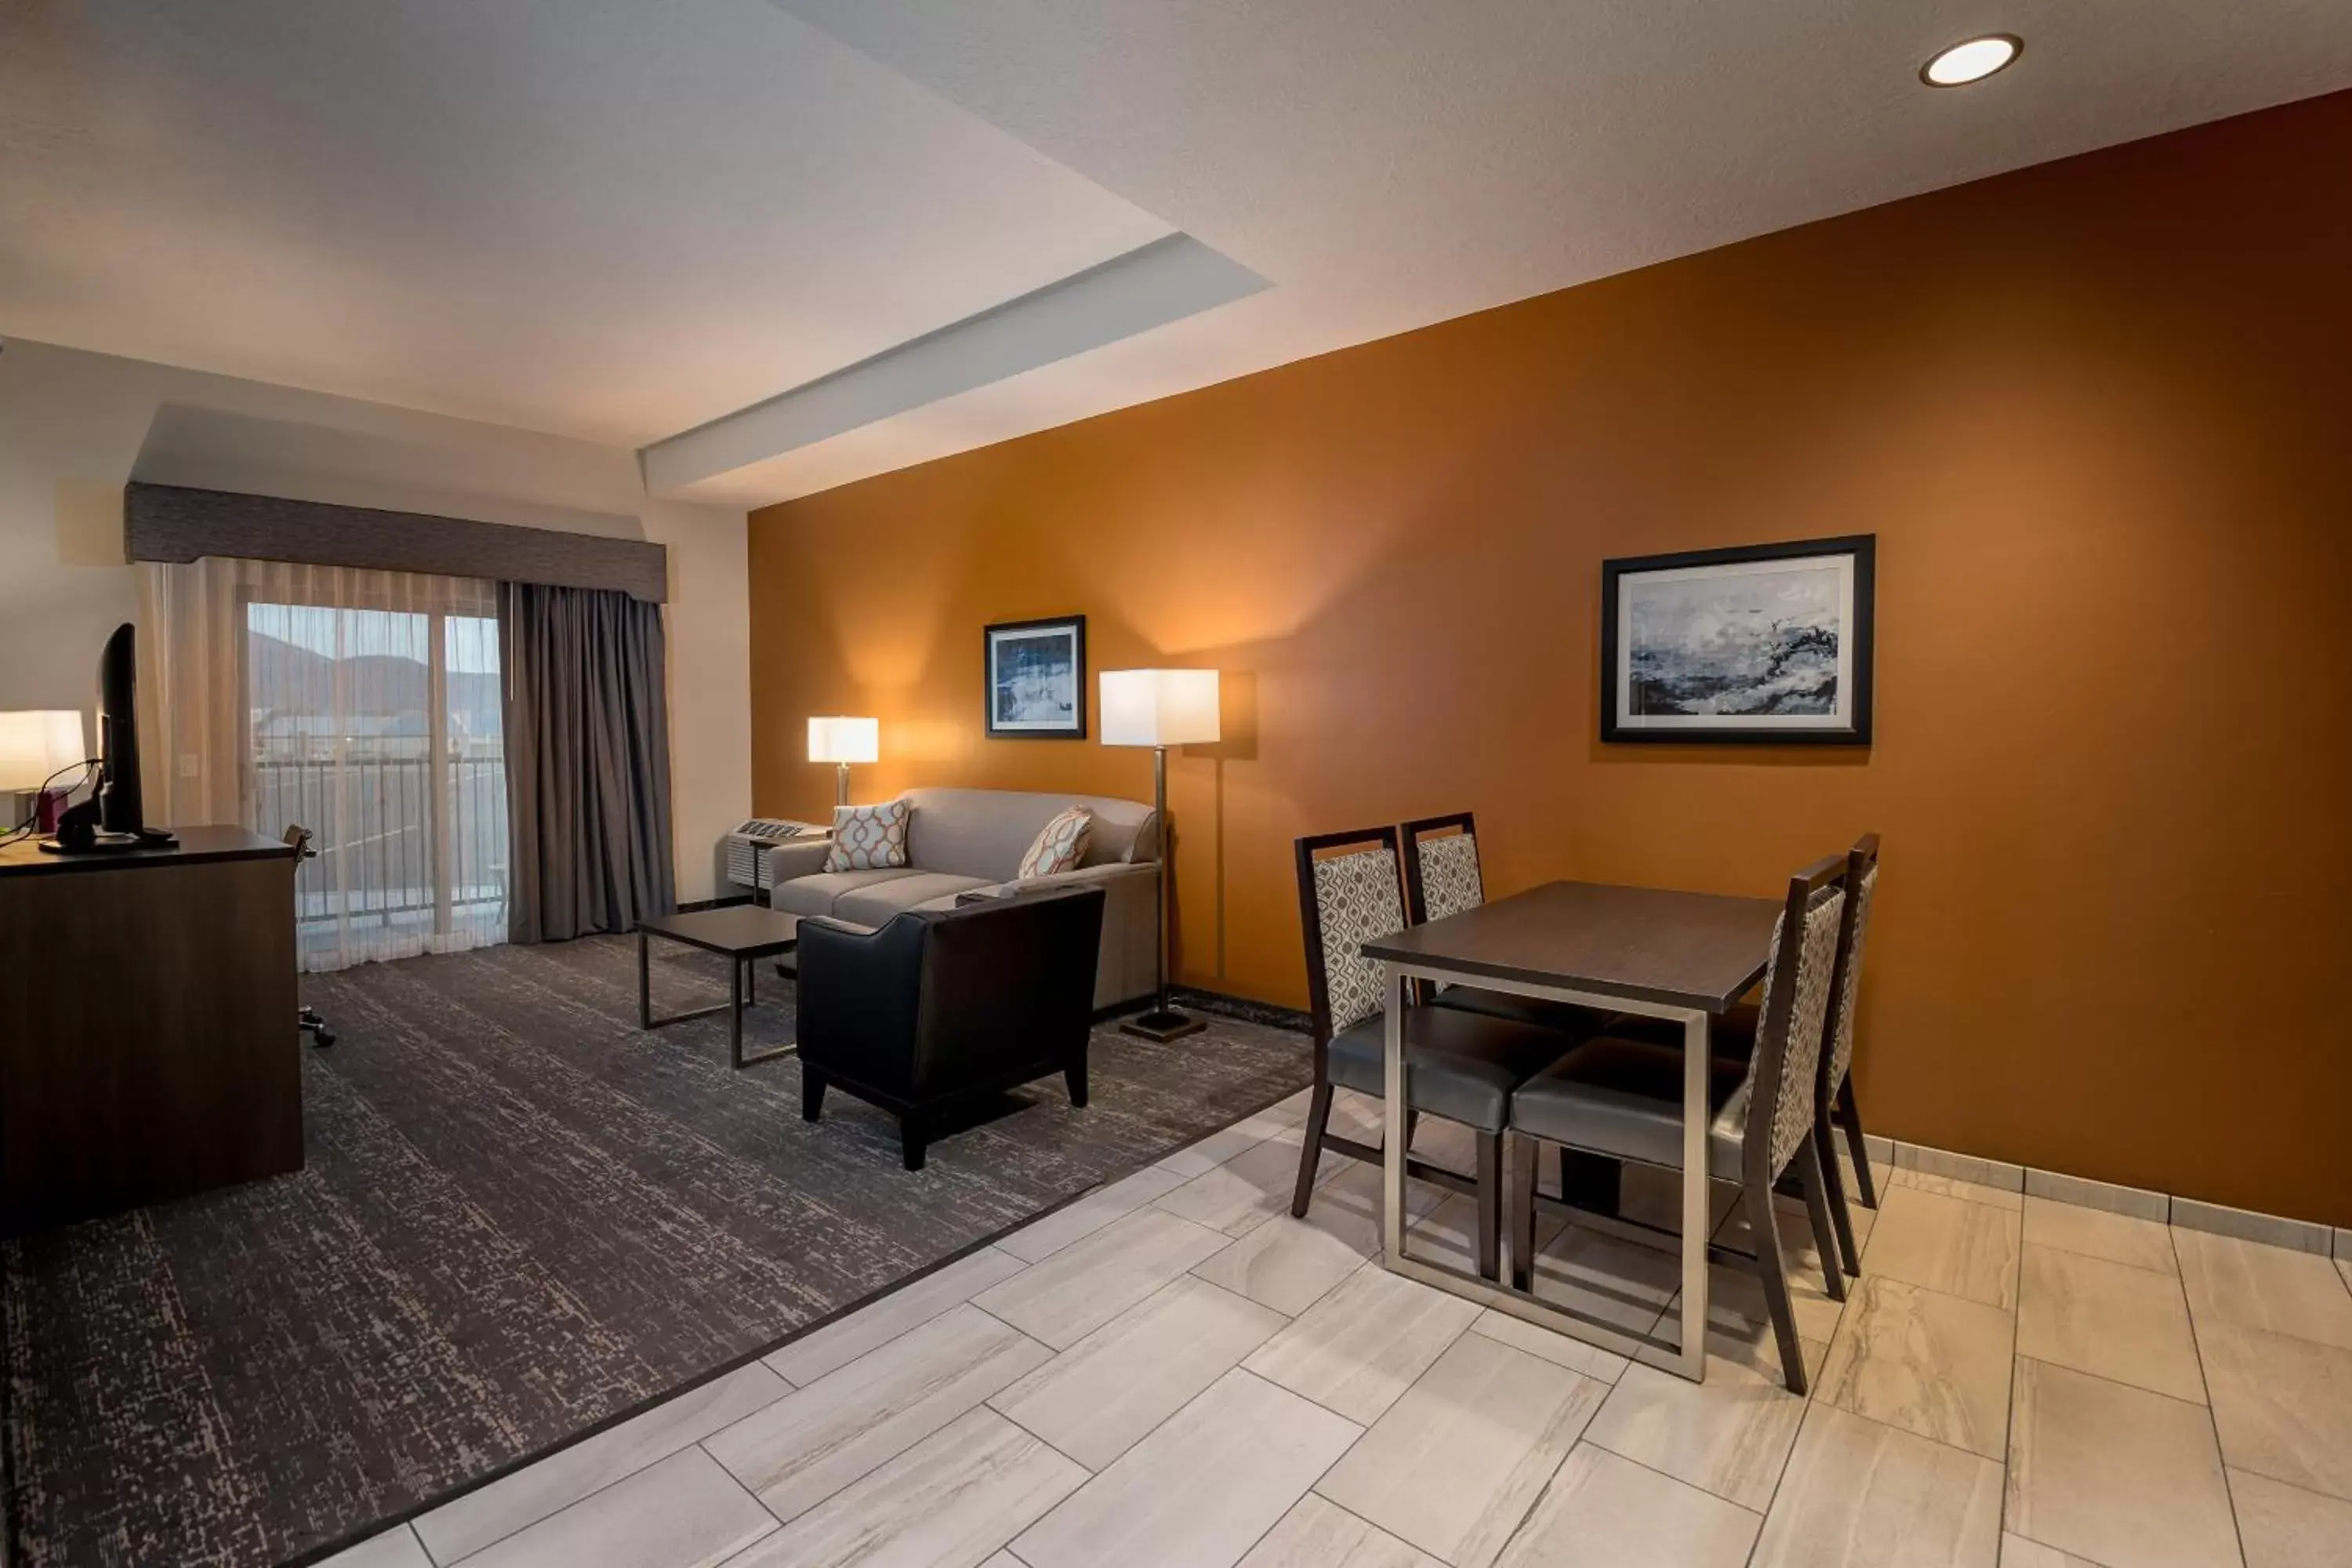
[43,622,175,852]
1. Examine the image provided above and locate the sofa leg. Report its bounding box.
[1065,1059,1088,1108]
[900,1115,927,1171]
[801,1069,826,1123]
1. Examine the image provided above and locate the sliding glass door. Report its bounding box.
[244,594,506,967]
[138,559,509,971]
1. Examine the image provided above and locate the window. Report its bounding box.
[239,577,506,968]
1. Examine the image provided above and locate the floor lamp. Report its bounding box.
[807,716,878,810]
[1100,668,1220,1042]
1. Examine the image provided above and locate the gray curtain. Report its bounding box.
[499,582,677,942]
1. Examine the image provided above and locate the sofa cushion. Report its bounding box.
[827,798,910,871]
[833,872,994,927]
[1018,806,1094,880]
[900,787,1158,879]
[772,868,921,918]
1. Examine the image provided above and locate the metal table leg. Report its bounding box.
[731,953,800,1070]
[729,960,744,1069]
[1381,966,1408,1265]
[1679,1007,1711,1381]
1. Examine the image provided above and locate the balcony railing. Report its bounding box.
[249,755,508,953]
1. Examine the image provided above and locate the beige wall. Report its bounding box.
[750,91,2352,1226]
[0,339,750,900]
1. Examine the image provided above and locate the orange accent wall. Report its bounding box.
[751,91,2352,1225]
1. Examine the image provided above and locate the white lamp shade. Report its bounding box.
[1099,669,1221,748]
[0,710,88,790]
[807,715,879,764]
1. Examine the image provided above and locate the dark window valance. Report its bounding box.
[123,482,668,603]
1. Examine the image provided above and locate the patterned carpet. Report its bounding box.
[1,934,1309,1567]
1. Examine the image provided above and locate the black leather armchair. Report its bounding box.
[796,884,1107,1170]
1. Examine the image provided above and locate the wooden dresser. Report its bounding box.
[0,826,303,1235]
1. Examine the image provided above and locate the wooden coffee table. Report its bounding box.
[637,906,802,1069]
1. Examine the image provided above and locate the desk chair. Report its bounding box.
[283,826,333,1047]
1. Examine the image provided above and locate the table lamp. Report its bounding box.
[807,716,879,810]
[1,710,89,833]
[1100,669,1220,1041]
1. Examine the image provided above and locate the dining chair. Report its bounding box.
[1292,825,1574,1279]
[1403,812,1611,1036]
[1504,854,1850,1394]
[1401,811,1618,1210]
[1659,833,1882,1277]
[1819,834,1882,1214]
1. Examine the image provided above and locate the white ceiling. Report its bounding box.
[6,1,2350,506]
[0,0,1170,446]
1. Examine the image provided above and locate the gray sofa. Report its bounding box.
[766,786,1160,1010]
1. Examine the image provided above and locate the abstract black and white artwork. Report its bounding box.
[985,615,1088,739]
[1600,535,1875,744]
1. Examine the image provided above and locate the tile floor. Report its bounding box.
[327,1092,2352,1568]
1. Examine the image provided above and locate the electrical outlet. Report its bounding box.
[178,753,200,778]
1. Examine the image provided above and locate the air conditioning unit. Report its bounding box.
[722,818,827,892]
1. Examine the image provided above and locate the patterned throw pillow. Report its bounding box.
[1018,805,1094,880]
[826,799,910,871]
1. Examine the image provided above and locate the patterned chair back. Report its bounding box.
[1732,855,1849,1179]
[1821,835,1880,1097]
[1402,812,1484,926]
[1294,826,1408,1040]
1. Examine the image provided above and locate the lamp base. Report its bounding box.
[1121,1007,1206,1043]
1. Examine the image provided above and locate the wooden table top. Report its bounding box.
[1361,879,1781,1014]
[0,824,294,879]
[638,904,803,957]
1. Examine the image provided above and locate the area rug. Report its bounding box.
[1,933,1309,1567]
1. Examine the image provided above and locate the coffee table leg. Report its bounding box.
[638,927,651,1029]
[730,959,744,1070]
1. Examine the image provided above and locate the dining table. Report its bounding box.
[1359,879,1783,1381]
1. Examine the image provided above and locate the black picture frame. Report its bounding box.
[1599,535,1875,746]
[983,615,1088,739]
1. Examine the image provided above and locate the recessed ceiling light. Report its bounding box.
[1921,34,2021,87]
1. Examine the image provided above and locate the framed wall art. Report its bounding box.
[984,615,1087,739]
[1600,535,1874,745]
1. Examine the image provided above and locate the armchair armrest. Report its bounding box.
[794,913,928,1094]
[956,861,1156,903]
[959,862,1158,1008]
[764,838,835,884]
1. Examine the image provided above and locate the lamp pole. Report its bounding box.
[1123,741,1204,1041]
[1100,668,1217,1043]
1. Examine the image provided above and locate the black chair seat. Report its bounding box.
[1326,1004,1576,1133]
[1430,985,1615,1040]
[1508,1036,1752,1180]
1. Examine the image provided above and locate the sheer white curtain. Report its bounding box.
[139,558,508,971]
